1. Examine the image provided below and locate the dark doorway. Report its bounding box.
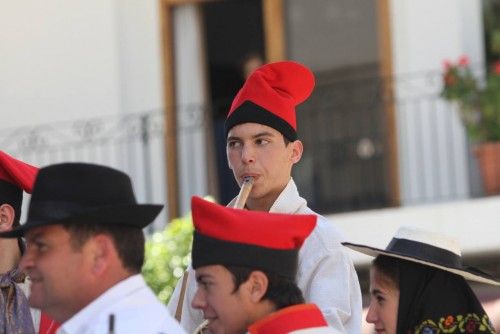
[201,0,265,205]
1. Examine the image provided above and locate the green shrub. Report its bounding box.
[142,211,194,304]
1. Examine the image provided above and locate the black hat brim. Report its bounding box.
[0,204,163,238]
[343,242,500,286]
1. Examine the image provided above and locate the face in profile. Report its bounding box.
[192,265,254,334]
[20,225,93,322]
[366,266,400,334]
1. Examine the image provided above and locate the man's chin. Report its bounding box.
[28,293,45,310]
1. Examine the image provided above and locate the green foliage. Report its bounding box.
[441,56,500,143]
[142,211,194,304]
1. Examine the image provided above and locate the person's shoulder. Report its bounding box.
[300,206,346,244]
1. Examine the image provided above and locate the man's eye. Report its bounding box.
[199,282,208,289]
[256,139,269,145]
[35,242,48,251]
[227,141,241,148]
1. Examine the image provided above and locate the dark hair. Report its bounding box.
[372,255,400,289]
[62,223,145,273]
[226,265,305,309]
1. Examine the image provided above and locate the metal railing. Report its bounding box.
[1,68,490,228]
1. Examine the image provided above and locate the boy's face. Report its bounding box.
[226,123,302,206]
[192,265,254,334]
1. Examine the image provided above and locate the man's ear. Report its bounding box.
[88,234,114,276]
[0,204,16,231]
[247,271,269,303]
[290,140,303,164]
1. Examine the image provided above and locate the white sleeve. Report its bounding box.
[166,266,205,333]
[297,224,363,334]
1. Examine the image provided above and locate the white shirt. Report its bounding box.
[167,179,362,334]
[58,274,185,334]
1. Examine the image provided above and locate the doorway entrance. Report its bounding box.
[201,0,265,204]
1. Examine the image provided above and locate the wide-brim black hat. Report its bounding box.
[0,162,163,238]
[342,226,500,286]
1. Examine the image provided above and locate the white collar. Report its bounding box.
[269,178,307,214]
[58,274,145,334]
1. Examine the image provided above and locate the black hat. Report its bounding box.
[0,162,163,238]
[342,226,500,285]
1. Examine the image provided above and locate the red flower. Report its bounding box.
[459,55,470,67]
[465,319,476,332]
[493,61,500,75]
[443,59,452,70]
[444,315,455,327]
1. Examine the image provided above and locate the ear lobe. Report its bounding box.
[247,271,269,303]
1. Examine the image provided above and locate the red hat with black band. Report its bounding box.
[191,196,316,279]
[224,61,315,141]
[0,151,38,223]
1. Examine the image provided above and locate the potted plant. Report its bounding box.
[441,56,500,194]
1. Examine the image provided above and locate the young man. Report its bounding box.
[190,196,341,334]
[0,162,185,334]
[168,61,362,333]
[0,150,59,334]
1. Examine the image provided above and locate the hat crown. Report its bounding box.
[225,61,315,141]
[31,163,136,206]
[192,196,316,250]
[394,226,461,256]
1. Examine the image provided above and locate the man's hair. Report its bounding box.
[226,265,305,309]
[62,223,145,273]
[372,255,400,289]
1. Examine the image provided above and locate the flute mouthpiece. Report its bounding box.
[242,176,254,184]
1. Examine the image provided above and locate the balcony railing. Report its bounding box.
[1,68,491,228]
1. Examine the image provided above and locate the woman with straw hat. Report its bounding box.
[343,226,499,334]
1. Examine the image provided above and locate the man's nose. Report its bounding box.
[191,288,207,310]
[241,145,255,163]
[19,249,34,272]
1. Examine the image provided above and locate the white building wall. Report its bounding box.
[114,0,164,114]
[389,0,485,205]
[0,0,121,127]
[1,0,170,227]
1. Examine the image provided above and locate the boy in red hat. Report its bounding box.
[0,151,59,334]
[168,61,362,333]
[190,196,341,334]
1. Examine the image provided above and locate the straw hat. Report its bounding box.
[342,226,500,285]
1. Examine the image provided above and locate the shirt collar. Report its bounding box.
[227,178,307,213]
[58,274,145,334]
[269,178,307,214]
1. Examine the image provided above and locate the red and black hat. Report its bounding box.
[0,151,38,223]
[224,61,315,141]
[191,196,316,279]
